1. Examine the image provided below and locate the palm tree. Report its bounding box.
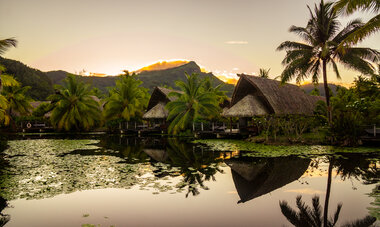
[1,85,33,117]
[279,195,376,227]
[0,74,19,126]
[277,0,379,124]
[103,71,149,121]
[334,0,379,47]
[258,68,271,78]
[48,74,101,131]
[0,37,17,90]
[166,73,220,134]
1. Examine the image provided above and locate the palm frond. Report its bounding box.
[0,38,17,55]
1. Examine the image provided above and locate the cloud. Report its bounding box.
[225,41,248,44]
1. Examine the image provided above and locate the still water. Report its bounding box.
[0,135,378,227]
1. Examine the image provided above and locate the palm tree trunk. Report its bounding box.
[323,160,333,227]
[322,60,332,125]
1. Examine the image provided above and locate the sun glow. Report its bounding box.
[134,59,191,73]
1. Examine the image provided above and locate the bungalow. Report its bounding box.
[143,86,183,129]
[222,74,323,131]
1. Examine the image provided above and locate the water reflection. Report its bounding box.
[280,195,376,227]
[0,137,10,226]
[226,157,310,204]
[0,135,378,226]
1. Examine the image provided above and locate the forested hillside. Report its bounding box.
[0,57,54,100]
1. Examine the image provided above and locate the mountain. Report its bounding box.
[300,83,343,96]
[47,61,235,95]
[0,57,54,100]
[137,61,235,94]
[47,70,117,94]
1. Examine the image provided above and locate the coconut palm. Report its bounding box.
[279,195,376,227]
[103,71,149,121]
[166,73,220,134]
[48,74,101,131]
[334,0,379,47]
[277,0,380,124]
[1,85,33,117]
[258,68,271,78]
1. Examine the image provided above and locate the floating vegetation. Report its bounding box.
[0,139,188,200]
[0,138,229,201]
[195,139,379,158]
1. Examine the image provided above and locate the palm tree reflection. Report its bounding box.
[280,154,378,227]
[280,195,375,227]
[165,138,224,197]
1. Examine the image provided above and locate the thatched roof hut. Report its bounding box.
[143,87,182,119]
[225,157,309,203]
[223,74,324,117]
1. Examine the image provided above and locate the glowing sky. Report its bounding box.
[1,0,379,84]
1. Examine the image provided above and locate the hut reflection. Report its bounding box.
[226,157,310,203]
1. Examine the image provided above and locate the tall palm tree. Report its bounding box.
[0,37,17,90]
[334,0,379,47]
[1,85,32,117]
[166,73,220,134]
[258,68,271,78]
[277,0,379,124]
[103,71,149,121]
[48,74,101,131]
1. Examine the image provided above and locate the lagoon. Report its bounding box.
[0,135,378,226]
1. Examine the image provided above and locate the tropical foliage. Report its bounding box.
[329,76,379,145]
[0,73,21,126]
[277,0,380,123]
[103,71,149,122]
[258,68,270,78]
[48,74,101,131]
[1,84,33,117]
[334,0,380,47]
[166,73,221,134]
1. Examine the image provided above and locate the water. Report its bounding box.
[0,135,378,227]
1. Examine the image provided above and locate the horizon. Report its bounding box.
[1,0,379,85]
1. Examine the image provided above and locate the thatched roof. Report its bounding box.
[224,74,324,117]
[143,102,168,119]
[147,87,182,111]
[226,157,309,203]
[223,95,269,117]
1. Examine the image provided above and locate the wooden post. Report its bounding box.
[230,118,232,134]
[201,122,204,131]
[126,121,129,129]
[212,122,214,131]
[135,122,137,130]
[374,124,377,137]
[193,122,195,131]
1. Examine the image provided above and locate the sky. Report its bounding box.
[0,0,379,85]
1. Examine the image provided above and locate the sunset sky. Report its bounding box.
[1,0,379,84]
